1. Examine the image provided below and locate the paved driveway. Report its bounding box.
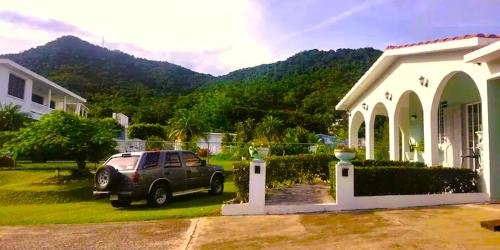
[1,204,499,249]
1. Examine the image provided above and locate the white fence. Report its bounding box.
[221,161,490,215]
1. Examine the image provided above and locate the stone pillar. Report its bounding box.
[365,115,375,159]
[249,159,266,213]
[336,162,354,209]
[423,105,440,166]
[389,112,400,161]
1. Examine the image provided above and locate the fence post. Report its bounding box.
[249,159,266,214]
[336,162,354,209]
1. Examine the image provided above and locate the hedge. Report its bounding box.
[127,123,166,140]
[232,153,335,202]
[329,165,479,198]
[0,156,14,167]
[354,167,479,196]
[351,159,425,168]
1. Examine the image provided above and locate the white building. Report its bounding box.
[0,59,88,120]
[336,34,500,201]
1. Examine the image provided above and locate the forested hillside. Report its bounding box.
[1,36,382,134]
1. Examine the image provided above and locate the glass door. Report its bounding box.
[465,102,482,170]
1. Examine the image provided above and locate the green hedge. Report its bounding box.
[127,123,166,140]
[232,153,335,202]
[354,167,479,196]
[329,163,336,200]
[351,160,425,168]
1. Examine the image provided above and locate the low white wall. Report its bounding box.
[221,162,490,216]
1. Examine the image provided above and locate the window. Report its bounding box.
[8,74,25,99]
[164,153,181,168]
[181,152,202,167]
[32,94,44,105]
[143,152,160,168]
[106,155,139,171]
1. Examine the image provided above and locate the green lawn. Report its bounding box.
[0,160,237,225]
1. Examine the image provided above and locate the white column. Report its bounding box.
[365,114,375,160]
[76,103,82,116]
[483,79,500,200]
[24,79,33,102]
[63,96,67,112]
[47,89,52,108]
[423,104,440,166]
[389,112,400,161]
[249,159,266,214]
[336,162,354,209]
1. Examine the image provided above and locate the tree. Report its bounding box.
[255,115,283,142]
[166,109,206,142]
[0,103,29,131]
[4,111,121,169]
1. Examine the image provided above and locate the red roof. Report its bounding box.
[385,34,500,50]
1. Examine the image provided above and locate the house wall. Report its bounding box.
[486,79,500,200]
[345,49,499,199]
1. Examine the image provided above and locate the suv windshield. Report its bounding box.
[107,156,139,171]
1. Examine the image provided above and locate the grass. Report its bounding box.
[0,160,237,225]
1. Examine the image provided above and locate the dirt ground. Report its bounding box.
[1,204,499,250]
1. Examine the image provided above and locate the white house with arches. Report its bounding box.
[336,34,500,202]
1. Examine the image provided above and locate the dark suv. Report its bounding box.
[93,150,224,208]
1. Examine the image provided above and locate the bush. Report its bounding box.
[128,123,166,140]
[270,143,310,156]
[233,161,250,202]
[0,156,14,167]
[354,167,479,196]
[145,136,164,150]
[351,159,425,168]
[233,153,335,201]
[329,162,336,200]
[197,148,210,157]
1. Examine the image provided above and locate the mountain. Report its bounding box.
[1,36,382,132]
[2,36,215,97]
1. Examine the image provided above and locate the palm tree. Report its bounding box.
[0,103,29,131]
[167,109,205,143]
[256,115,283,142]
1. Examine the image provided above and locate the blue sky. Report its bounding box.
[0,0,499,75]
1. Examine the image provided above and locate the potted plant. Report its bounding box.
[416,138,425,162]
[334,144,357,163]
[406,139,416,161]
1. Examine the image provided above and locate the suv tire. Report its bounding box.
[95,166,119,191]
[147,184,171,207]
[111,200,131,208]
[209,175,224,195]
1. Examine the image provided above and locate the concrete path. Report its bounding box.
[266,183,335,205]
[1,204,499,249]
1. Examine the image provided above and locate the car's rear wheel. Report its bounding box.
[148,184,171,207]
[111,200,131,208]
[209,176,224,195]
[95,166,119,191]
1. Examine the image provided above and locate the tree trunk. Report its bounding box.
[76,159,86,169]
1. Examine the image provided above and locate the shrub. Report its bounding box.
[0,156,14,167]
[145,136,164,150]
[354,167,479,196]
[269,143,310,156]
[232,153,335,201]
[128,123,166,140]
[233,161,250,202]
[197,148,210,157]
[351,160,425,168]
[329,162,336,200]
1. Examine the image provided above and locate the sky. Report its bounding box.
[0,0,499,76]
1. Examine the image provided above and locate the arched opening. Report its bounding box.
[434,72,482,169]
[371,103,389,160]
[349,111,365,149]
[395,91,424,162]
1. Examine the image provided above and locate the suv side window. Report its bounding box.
[143,152,160,169]
[165,153,182,168]
[181,152,202,167]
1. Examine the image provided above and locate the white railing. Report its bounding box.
[30,102,53,116]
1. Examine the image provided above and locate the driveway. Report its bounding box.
[1,204,499,249]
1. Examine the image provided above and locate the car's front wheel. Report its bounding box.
[147,184,171,207]
[209,176,224,195]
[111,200,131,208]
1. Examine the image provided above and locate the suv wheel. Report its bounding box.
[209,176,224,195]
[95,166,119,191]
[111,200,131,208]
[148,184,171,207]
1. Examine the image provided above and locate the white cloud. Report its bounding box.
[0,0,274,75]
